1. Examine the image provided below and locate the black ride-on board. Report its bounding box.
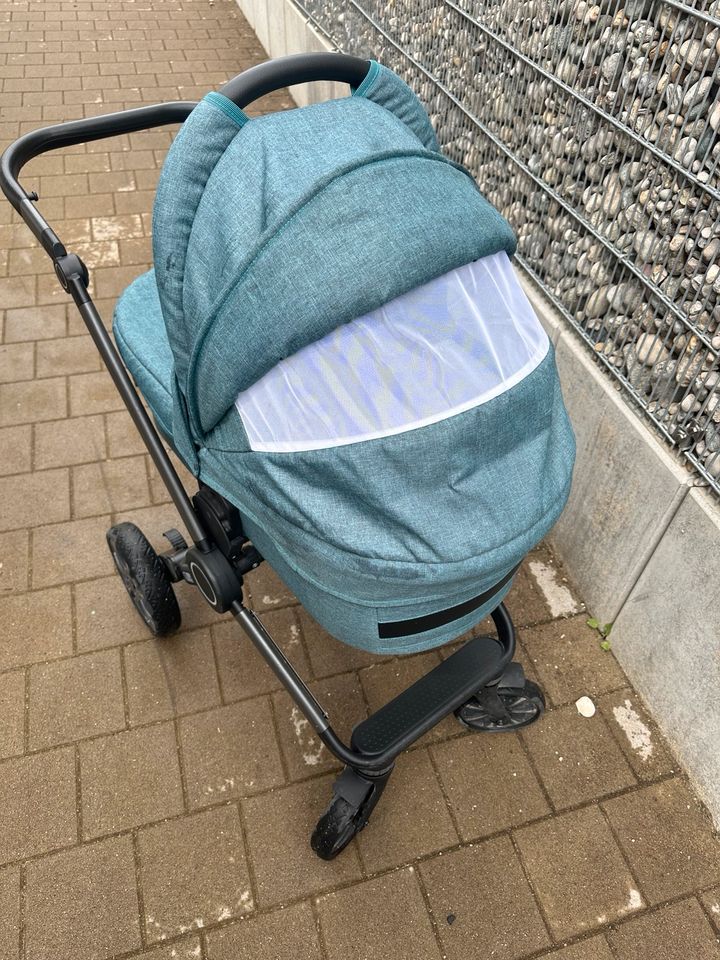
[351,635,506,756]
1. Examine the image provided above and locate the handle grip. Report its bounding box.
[219,53,371,106]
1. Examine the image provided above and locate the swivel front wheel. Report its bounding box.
[311,766,392,861]
[311,795,364,861]
[107,522,181,637]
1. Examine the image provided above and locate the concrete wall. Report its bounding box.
[237,0,720,826]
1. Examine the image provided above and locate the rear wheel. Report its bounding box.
[107,522,181,637]
[455,678,545,732]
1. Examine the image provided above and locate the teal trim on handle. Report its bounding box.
[351,59,381,98]
[204,92,250,127]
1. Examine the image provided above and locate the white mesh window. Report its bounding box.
[235,251,549,452]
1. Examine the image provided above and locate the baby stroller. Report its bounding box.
[1,54,575,860]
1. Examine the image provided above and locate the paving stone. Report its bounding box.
[24,834,141,960]
[597,688,677,783]
[80,722,185,837]
[0,866,20,960]
[272,670,366,780]
[180,698,285,808]
[431,730,550,840]
[0,378,67,426]
[0,342,34,383]
[29,648,125,748]
[34,414,107,468]
[124,629,221,725]
[505,555,556,627]
[608,899,720,960]
[245,562,297,611]
[538,938,614,960]
[357,747,458,871]
[521,616,626,707]
[0,276,35,312]
[0,425,32,476]
[242,776,363,908]
[420,835,551,960]
[317,868,442,960]
[106,409,149,457]
[0,670,25,759]
[0,529,29,595]
[0,467,70,531]
[72,455,151,517]
[35,335,101,377]
[213,606,311,702]
[0,585,72,670]
[0,748,76,865]
[522,705,636,809]
[514,806,643,940]
[31,514,114,586]
[701,887,720,933]
[207,901,323,960]
[4,304,66,342]
[75,574,152,650]
[603,779,720,903]
[139,805,253,942]
[69,370,125,416]
[299,606,378,678]
[91,213,145,241]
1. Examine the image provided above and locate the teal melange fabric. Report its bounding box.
[113,62,575,654]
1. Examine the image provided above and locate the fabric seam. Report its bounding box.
[351,59,380,98]
[204,91,250,127]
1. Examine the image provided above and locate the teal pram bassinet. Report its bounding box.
[113,60,575,655]
[2,52,578,859]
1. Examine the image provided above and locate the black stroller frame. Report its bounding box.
[1,54,545,860]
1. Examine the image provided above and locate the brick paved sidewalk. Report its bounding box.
[2,1,720,959]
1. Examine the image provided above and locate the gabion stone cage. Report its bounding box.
[296,0,720,494]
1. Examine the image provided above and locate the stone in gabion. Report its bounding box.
[636,333,671,366]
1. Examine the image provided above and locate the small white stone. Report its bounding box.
[575,696,596,718]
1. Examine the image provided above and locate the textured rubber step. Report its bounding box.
[351,636,505,757]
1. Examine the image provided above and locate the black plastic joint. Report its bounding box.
[332,765,393,807]
[54,253,90,302]
[186,545,243,613]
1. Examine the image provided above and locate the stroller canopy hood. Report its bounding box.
[115,62,575,653]
[152,62,517,436]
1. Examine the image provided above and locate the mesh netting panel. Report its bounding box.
[235,252,548,451]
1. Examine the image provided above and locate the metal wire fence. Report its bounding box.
[295,0,720,494]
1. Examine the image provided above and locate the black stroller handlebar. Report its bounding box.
[0,53,371,254]
[220,52,371,106]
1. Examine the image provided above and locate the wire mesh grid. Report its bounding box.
[294,0,720,494]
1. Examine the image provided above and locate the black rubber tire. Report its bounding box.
[310,796,362,861]
[455,679,546,732]
[106,522,181,637]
